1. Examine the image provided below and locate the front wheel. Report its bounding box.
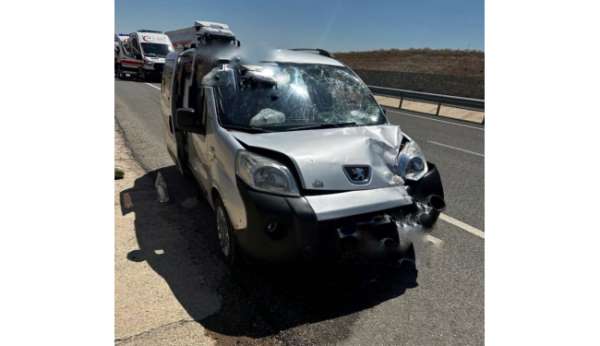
[116,63,123,79]
[215,197,241,267]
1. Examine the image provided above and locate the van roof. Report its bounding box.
[199,48,343,67]
[200,49,346,86]
[268,49,343,67]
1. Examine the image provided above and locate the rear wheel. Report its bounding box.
[215,197,240,267]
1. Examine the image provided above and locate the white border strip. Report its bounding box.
[428,140,485,158]
[144,83,160,90]
[439,213,485,239]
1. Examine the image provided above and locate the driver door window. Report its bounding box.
[191,88,207,135]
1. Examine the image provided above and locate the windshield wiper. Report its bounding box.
[281,122,358,132]
[223,124,272,133]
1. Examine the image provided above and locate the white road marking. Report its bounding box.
[145,83,160,90]
[386,109,484,131]
[423,233,444,246]
[439,213,484,239]
[427,140,484,158]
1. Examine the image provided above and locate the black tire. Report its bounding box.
[401,243,416,262]
[116,63,122,79]
[214,197,241,267]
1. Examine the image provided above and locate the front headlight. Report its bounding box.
[397,140,428,181]
[236,150,300,196]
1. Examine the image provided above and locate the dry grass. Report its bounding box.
[334,48,484,77]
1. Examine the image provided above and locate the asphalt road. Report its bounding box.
[115,79,484,345]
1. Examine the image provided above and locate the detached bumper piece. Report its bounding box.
[235,164,444,263]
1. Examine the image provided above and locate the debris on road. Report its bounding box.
[154,171,170,203]
[115,167,125,180]
[181,196,199,209]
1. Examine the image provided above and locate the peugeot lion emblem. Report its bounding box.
[343,165,371,184]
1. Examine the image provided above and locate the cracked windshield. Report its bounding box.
[216,63,386,131]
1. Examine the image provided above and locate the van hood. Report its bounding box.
[231,125,408,191]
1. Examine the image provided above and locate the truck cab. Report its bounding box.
[166,21,239,52]
[128,30,174,81]
[115,33,143,79]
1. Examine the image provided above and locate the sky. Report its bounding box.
[115,0,484,52]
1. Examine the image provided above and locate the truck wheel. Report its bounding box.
[116,64,122,79]
[214,197,240,267]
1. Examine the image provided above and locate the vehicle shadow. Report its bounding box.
[120,165,418,341]
[115,75,161,84]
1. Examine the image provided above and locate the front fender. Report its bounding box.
[406,162,444,202]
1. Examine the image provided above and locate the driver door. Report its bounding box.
[187,87,212,193]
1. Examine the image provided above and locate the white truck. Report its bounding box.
[165,21,238,52]
[115,34,143,79]
[125,30,174,81]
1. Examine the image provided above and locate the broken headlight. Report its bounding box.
[397,140,428,181]
[236,150,300,196]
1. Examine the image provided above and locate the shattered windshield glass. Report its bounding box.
[214,63,386,131]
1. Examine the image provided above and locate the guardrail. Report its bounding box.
[368,85,485,111]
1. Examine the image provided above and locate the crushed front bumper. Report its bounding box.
[235,163,444,263]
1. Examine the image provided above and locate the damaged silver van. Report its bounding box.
[160,46,445,266]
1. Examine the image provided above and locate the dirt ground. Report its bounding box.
[114,126,218,345]
[334,48,484,77]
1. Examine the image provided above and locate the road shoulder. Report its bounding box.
[114,124,217,345]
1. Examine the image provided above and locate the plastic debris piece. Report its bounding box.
[154,172,170,203]
[181,197,199,209]
[115,167,125,180]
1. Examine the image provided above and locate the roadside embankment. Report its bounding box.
[114,125,218,346]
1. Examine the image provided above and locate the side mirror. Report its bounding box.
[174,108,202,133]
